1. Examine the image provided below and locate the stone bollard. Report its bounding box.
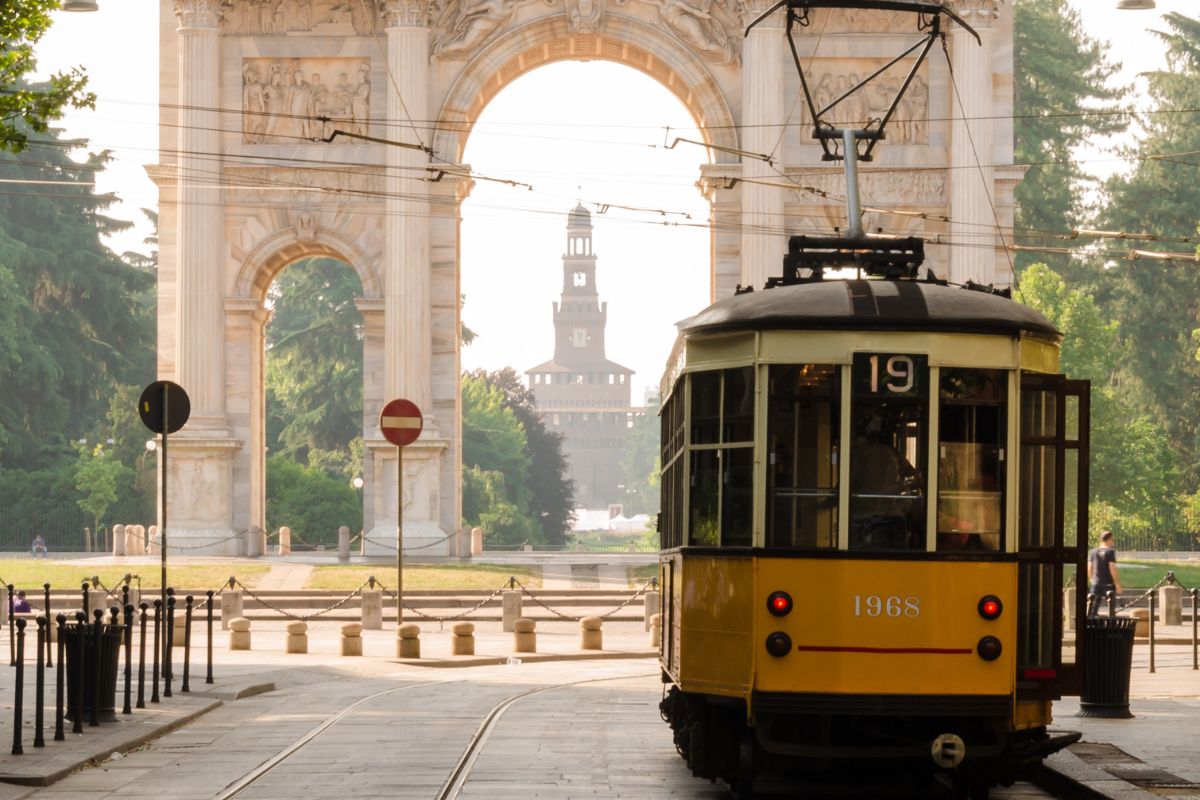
[644,590,661,633]
[513,618,536,653]
[397,623,420,659]
[123,526,139,557]
[1160,585,1183,626]
[580,616,602,650]
[1063,587,1076,632]
[147,525,160,555]
[285,621,308,654]
[501,590,522,632]
[112,525,127,557]
[337,526,351,562]
[649,613,661,649]
[278,527,291,557]
[126,586,141,610]
[1130,608,1150,638]
[471,527,483,556]
[228,618,252,650]
[89,588,108,616]
[221,589,243,630]
[340,623,363,656]
[361,590,383,630]
[451,622,475,656]
[133,525,147,555]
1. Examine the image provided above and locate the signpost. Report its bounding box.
[138,380,190,673]
[379,399,423,625]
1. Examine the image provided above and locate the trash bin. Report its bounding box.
[1077,616,1136,719]
[63,621,124,723]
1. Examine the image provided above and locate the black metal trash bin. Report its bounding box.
[1078,616,1136,719]
[62,622,124,723]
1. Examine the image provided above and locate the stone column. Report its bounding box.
[948,1,998,285]
[174,0,226,424]
[382,0,433,411]
[738,0,786,291]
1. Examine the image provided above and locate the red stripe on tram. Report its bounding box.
[795,645,974,655]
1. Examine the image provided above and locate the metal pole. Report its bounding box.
[1149,591,1157,674]
[403,443,408,623]
[54,615,65,741]
[842,128,864,240]
[1107,590,1116,618]
[160,384,168,669]
[72,612,84,734]
[89,609,101,727]
[123,604,133,715]
[137,603,147,709]
[150,600,160,704]
[164,595,174,698]
[12,619,24,754]
[182,595,192,693]
[33,617,44,747]
[8,584,14,667]
[1193,588,1198,671]
[205,591,214,685]
[44,584,52,668]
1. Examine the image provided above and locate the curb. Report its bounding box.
[394,649,658,668]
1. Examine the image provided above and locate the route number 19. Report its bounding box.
[868,355,915,394]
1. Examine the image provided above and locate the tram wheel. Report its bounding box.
[734,730,757,800]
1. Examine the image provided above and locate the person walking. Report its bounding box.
[1088,529,1122,615]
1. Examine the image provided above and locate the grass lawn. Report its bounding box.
[0,560,271,592]
[1119,560,1200,591]
[305,564,541,591]
[628,563,658,586]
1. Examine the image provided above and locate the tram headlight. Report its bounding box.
[978,595,1003,620]
[976,635,1003,661]
[767,591,793,617]
[765,631,792,657]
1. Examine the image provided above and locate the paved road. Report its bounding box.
[14,658,1064,800]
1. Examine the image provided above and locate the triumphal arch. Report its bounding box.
[155,0,1015,554]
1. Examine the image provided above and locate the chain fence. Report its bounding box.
[230,576,375,622]
[375,579,509,626]
[511,577,657,622]
[360,530,457,552]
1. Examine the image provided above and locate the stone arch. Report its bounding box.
[233,224,383,302]
[432,14,739,163]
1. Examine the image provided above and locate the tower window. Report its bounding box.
[573,271,587,287]
[572,329,587,348]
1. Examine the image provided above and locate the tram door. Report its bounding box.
[1017,373,1090,698]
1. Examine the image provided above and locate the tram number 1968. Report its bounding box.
[854,595,921,618]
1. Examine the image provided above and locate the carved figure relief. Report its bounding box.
[242,58,370,144]
[790,170,946,205]
[224,166,383,203]
[650,0,738,64]
[807,7,905,33]
[226,0,381,34]
[564,0,605,33]
[804,60,928,144]
[431,0,521,60]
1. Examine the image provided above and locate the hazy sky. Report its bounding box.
[31,0,1193,399]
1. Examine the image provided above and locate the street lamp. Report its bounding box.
[1117,0,1155,9]
[62,1,100,11]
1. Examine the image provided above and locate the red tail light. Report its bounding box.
[767,591,793,617]
[1022,668,1057,680]
[978,595,1003,620]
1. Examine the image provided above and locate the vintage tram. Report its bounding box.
[656,275,1089,797]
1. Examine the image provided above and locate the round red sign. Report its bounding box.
[380,398,423,447]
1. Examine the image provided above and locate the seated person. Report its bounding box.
[31,534,47,558]
[13,591,31,613]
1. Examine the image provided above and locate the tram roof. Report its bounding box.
[678,279,1060,338]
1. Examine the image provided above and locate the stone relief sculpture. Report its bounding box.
[791,170,946,205]
[226,0,381,34]
[804,60,928,144]
[652,0,738,64]
[812,7,905,33]
[431,0,521,60]
[242,58,370,144]
[564,0,605,33]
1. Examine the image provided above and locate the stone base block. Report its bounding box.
[397,637,420,658]
[649,613,662,648]
[287,634,308,654]
[229,630,251,650]
[513,618,536,653]
[580,616,602,650]
[340,629,363,657]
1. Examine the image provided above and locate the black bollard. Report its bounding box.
[182,596,193,693]
[54,615,65,741]
[81,581,90,617]
[150,600,160,704]
[123,604,133,715]
[1193,588,1199,672]
[137,603,148,710]
[12,619,25,754]
[34,617,45,747]
[7,584,14,667]
[122,584,130,618]
[72,612,85,734]
[89,609,102,727]
[43,584,52,668]
[110,606,120,627]
[1150,591,1157,674]
[164,595,175,698]
[205,592,214,686]
[1107,589,1117,618]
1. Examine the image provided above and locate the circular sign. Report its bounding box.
[138,381,191,435]
[380,398,423,447]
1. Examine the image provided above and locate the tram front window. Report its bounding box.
[849,354,928,551]
[767,364,839,548]
[937,368,1007,551]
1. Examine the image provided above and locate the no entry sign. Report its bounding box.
[380,398,423,447]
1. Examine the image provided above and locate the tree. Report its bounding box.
[0,4,94,153]
[619,397,660,515]
[74,443,132,546]
[265,257,363,461]
[1099,12,1200,488]
[1012,0,1127,278]
[265,455,361,545]
[468,368,575,544]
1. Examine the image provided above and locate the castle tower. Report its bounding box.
[527,205,634,509]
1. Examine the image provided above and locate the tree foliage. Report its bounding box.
[0,3,95,153]
[1098,12,1200,488]
[74,443,132,540]
[1012,0,1127,278]
[619,397,660,515]
[265,455,361,544]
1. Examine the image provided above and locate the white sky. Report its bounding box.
[31,0,1194,399]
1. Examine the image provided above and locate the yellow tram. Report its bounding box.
[656,277,1090,797]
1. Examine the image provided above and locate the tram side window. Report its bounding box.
[849,354,928,551]
[660,388,686,549]
[687,367,754,547]
[937,369,1007,552]
[767,364,839,548]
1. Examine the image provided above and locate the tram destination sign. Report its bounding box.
[852,353,928,398]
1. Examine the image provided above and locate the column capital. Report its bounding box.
[382,0,435,28]
[949,0,999,30]
[738,0,784,29]
[174,0,225,29]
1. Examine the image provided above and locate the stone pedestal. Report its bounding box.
[221,589,243,630]
[361,589,383,630]
[112,525,127,557]
[471,527,483,556]
[229,617,251,650]
[580,617,602,650]
[89,589,109,617]
[338,526,351,562]
[513,618,536,653]
[246,527,265,558]
[644,590,661,633]
[650,613,661,649]
[1160,586,1183,626]
[397,623,420,658]
[501,591,522,632]
[340,622,363,656]
[451,622,475,655]
[279,527,291,556]
[286,621,308,654]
